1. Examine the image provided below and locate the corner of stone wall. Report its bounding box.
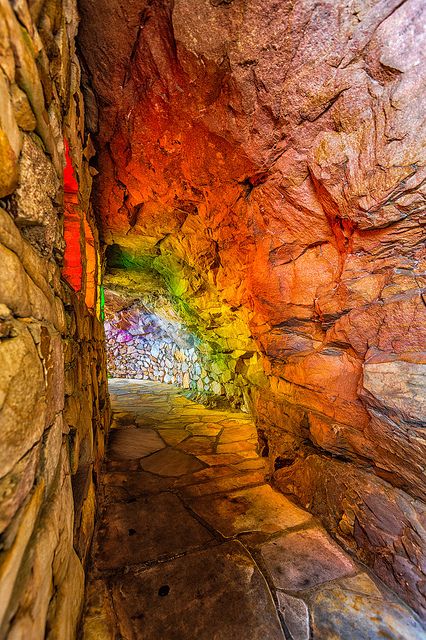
[0,0,110,637]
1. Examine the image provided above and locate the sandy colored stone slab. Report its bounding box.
[197,453,248,466]
[219,427,257,443]
[186,423,223,436]
[110,541,285,640]
[95,493,213,570]
[190,485,312,537]
[217,441,257,454]
[108,427,165,460]
[157,428,188,446]
[233,450,261,460]
[261,527,356,591]
[103,470,175,500]
[176,436,215,455]
[179,470,266,498]
[141,448,205,476]
[232,458,269,471]
[82,578,116,640]
[310,573,426,640]
[220,418,254,427]
[199,413,234,423]
[171,465,237,487]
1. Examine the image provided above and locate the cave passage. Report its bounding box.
[1,0,426,638]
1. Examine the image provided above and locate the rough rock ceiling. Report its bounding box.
[78,0,426,617]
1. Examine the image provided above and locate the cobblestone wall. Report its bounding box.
[105,304,219,392]
[0,0,110,637]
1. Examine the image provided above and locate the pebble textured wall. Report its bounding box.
[0,0,109,637]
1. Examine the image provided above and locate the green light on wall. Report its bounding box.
[100,284,105,321]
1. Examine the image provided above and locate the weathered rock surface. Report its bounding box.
[78,0,426,616]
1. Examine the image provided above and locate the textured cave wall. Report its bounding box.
[103,253,258,406]
[79,0,426,617]
[0,0,110,637]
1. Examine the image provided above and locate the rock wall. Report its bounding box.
[79,0,426,617]
[0,0,109,638]
[105,302,221,392]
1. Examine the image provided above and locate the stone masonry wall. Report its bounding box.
[0,1,109,638]
[105,302,222,393]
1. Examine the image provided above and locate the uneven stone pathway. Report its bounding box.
[82,380,426,640]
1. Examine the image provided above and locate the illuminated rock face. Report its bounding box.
[79,0,426,617]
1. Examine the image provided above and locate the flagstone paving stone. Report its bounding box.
[217,440,257,453]
[108,427,165,460]
[196,452,248,466]
[95,494,213,570]
[185,422,223,436]
[189,485,313,537]
[82,380,426,640]
[157,428,188,446]
[176,435,215,455]
[179,470,266,499]
[260,527,357,591]
[109,542,285,640]
[141,448,205,477]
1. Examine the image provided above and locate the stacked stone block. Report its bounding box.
[0,0,109,637]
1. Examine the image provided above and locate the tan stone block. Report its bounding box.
[11,83,36,131]
[0,206,23,254]
[0,482,44,630]
[0,244,31,316]
[27,275,55,323]
[40,417,64,492]
[10,134,59,254]
[53,296,67,333]
[46,550,85,640]
[75,475,96,565]
[39,327,65,423]
[0,321,46,478]
[0,0,60,173]
[0,446,39,534]
[82,579,116,640]
[0,73,22,157]
[0,129,18,198]
[10,460,78,640]
[50,467,75,588]
[0,13,15,82]
[7,616,35,640]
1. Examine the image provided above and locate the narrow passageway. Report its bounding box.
[82,381,423,640]
[2,0,426,637]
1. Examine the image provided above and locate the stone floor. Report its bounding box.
[82,380,426,640]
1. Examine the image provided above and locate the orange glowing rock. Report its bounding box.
[84,216,97,309]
